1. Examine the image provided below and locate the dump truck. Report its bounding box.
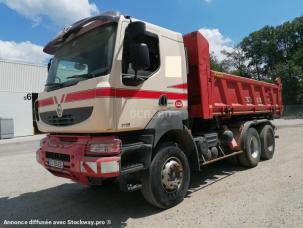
[36,11,282,208]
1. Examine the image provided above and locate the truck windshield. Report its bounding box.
[46,23,117,91]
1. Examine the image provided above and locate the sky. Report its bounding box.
[0,0,302,64]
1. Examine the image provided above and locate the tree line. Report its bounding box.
[211,16,303,105]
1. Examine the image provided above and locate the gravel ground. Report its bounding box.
[0,126,302,228]
[272,118,303,128]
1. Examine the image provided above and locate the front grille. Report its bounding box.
[46,152,70,161]
[40,107,93,126]
[45,114,74,126]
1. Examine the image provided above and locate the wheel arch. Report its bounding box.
[145,110,200,171]
[154,128,200,171]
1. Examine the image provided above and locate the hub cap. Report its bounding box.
[161,157,183,192]
[267,133,274,151]
[250,136,259,159]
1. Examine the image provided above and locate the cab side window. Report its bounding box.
[122,31,160,86]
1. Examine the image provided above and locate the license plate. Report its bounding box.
[48,159,64,169]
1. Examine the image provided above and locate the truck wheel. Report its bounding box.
[260,125,275,160]
[238,128,261,168]
[141,143,190,209]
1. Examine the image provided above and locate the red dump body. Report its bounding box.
[183,32,283,119]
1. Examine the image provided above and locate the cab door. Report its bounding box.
[112,21,187,132]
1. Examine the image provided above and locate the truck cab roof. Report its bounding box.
[44,11,183,55]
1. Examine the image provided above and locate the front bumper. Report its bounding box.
[36,135,120,185]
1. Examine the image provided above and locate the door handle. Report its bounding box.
[159,95,167,106]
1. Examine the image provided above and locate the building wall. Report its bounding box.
[0,59,47,137]
[0,91,33,137]
[0,60,47,93]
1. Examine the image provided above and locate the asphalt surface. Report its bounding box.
[0,126,303,228]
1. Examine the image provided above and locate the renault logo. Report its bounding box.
[56,104,63,118]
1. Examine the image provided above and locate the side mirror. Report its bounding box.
[130,43,150,71]
[125,21,146,41]
[47,58,53,72]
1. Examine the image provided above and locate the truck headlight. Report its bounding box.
[86,137,121,155]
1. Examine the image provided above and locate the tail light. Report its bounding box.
[86,137,122,155]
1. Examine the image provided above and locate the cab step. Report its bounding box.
[121,163,145,175]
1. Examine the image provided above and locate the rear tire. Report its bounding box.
[141,143,190,209]
[260,125,275,160]
[238,128,261,168]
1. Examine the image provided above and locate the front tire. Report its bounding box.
[141,143,190,209]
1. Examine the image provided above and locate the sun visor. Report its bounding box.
[43,11,121,55]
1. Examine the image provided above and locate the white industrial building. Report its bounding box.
[0,59,47,137]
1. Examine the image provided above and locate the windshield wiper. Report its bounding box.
[67,73,95,79]
[45,82,63,88]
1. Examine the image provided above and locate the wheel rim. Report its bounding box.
[250,136,259,159]
[161,157,183,192]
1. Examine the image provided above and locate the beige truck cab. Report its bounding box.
[37,11,188,134]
